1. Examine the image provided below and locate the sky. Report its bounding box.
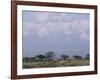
[22,10,90,58]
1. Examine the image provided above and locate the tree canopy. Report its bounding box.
[61,54,69,60]
[73,55,82,60]
[45,51,55,61]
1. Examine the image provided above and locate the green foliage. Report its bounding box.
[85,54,89,60]
[73,55,82,60]
[36,54,46,60]
[61,54,69,60]
[45,51,55,61]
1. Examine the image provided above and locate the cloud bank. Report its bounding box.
[23,11,89,40]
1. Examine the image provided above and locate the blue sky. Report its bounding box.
[22,10,90,57]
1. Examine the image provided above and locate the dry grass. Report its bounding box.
[23,59,89,68]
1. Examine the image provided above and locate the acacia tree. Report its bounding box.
[73,55,82,60]
[36,54,46,60]
[45,51,55,61]
[61,55,69,60]
[85,54,89,60]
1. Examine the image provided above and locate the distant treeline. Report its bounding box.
[23,51,89,62]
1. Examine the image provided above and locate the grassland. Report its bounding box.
[23,59,89,69]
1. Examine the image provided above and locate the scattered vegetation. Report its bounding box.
[23,51,89,69]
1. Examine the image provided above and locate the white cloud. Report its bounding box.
[67,36,71,40]
[23,31,30,36]
[62,19,89,40]
[32,12,50,22]
[23,23,33,36]
[80,33,89,40]
[25,22,33,28]
[23,19,89,40]
[37,28,49,37]
[23,11,89,40]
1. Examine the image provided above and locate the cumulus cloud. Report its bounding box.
[80,33,89,40]
[23,31,30,36]
[23,11,89,40]
[32,12,50,22]
[37,28,49,37]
